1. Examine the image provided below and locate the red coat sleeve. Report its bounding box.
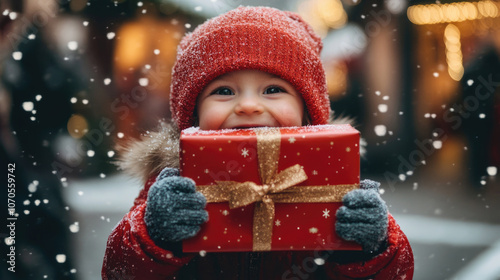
[101,177,195,279]
[326,214,414,279]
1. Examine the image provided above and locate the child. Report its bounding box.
[102,6,414,279]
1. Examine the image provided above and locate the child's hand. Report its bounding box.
[144,168,208,244]
[336,179,388,253]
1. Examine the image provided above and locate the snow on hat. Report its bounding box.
[170,6,330,130]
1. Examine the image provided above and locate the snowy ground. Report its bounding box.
[63,173,500,280]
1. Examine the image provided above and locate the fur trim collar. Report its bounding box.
[117,122,181,183]
[118,116,357,183]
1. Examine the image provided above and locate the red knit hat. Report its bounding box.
[170,6,330,130]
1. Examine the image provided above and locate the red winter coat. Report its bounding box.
[102,176,414,279]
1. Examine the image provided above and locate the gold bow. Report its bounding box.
[196,128,358,251]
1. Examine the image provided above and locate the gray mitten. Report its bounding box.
[336,179,388,253]
[144,168,208,245]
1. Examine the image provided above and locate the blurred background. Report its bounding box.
[0,0,498,279]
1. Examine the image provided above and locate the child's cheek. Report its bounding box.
[277,107,303,127]
[200,109,226,130]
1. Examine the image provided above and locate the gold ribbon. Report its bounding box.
[197,128,358,251]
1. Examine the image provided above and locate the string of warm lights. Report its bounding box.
[299,0,347,36]
[407,0,500,25]
[408,0,500,81]
[444,24,464,81]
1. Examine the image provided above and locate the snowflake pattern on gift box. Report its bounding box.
[241,148,249,158]
[288,137,296,143]
[322,208,330,218]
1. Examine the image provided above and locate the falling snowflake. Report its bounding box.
[378,104,388,113]
[5,237,14,245]
[69,222,80,233]
[275,219,281,226]
[487,166,497,176]
[241,148,249,158]
[433,141,442,149]
[22,101,34,112]
[288,137,296,143]
[309,227,318,234]
[12,51,22,60]
[139,78,149,86]
[67,41,78,51]
[314,258,326,265]
[55,254,66,263]
[322,209,330,219]
[374,125,387,136]
[222,210,229,216]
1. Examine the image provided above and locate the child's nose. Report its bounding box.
[234,93,264,115]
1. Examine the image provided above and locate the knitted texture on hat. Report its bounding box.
[170,6,330,130]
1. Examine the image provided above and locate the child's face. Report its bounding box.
[196,70,304,130]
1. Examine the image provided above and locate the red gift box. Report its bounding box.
[180,125,361,252]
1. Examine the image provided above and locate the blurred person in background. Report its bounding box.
[460,28,500,188]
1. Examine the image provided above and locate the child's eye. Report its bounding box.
[264,86,286,94]
[210,87,234,95]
